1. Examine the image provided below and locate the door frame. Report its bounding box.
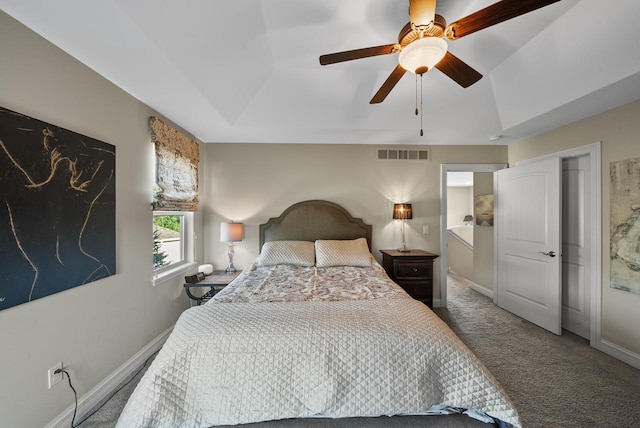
[504,142,602,347]
[439,163,507,308]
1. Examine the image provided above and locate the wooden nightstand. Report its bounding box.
[380,249,439,308]
[183,270,240,305]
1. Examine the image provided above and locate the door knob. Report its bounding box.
[538,251,556,257]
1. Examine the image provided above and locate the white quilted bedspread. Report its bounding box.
[116,298,519,427]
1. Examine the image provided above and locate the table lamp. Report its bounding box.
[393,203,413,252]
[220,222,243,272]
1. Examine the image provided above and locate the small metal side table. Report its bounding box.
[183,270,240,305]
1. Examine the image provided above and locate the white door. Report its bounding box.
[562,156,591,338]
[496,158,562,335]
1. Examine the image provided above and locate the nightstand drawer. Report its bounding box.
[395,261,432,279]
[399,281,432,298]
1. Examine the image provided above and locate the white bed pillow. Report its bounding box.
[258,240,315,267]
[315,238,371,267]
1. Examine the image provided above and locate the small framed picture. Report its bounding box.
[475,194,494,226]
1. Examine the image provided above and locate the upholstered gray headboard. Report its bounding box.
[259,200,372,251]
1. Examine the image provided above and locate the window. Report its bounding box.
[153,211,194,278]
[149,116,199,282]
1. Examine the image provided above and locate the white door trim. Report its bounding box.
[513,142,602,348]
[440,163,507,308]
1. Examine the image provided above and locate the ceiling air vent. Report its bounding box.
[378,149,429,161]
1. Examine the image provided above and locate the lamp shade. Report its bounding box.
[220,222,243,242]
[399,37,448,75]
[463,215,474,223]
[393,203,413,220]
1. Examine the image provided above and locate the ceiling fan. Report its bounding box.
[319,0,561,104]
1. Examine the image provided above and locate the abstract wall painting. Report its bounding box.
[475,194,494,226]
[0,106,116,311]
[610,157,640,295]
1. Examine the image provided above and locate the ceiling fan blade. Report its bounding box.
[319,44,398,66]
[435,51,482,88]
[445,0,561,40]
[370,65,407,104]
[410,0,437,27]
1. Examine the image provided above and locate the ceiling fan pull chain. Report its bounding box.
[415,74,419,116]
[420,73,424,137]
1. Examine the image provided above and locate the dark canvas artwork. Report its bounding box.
[0,107,116,311]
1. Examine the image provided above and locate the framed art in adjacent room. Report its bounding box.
[475,194,494,226]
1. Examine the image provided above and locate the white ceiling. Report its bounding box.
[2,0,640,145]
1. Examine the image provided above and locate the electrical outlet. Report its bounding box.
[48,362,64,389]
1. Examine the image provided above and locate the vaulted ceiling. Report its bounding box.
[2,0,640,145]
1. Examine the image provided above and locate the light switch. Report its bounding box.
[423,225,430,235]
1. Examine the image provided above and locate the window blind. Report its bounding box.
[150,117,199,211]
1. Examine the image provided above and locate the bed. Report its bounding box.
[117,200,519,428]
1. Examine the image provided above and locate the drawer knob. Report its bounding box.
[413,268,418,272]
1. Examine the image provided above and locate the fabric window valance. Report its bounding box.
[150,117,199,211]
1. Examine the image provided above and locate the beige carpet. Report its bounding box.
[434,273,640,428]
[80,274,640,427]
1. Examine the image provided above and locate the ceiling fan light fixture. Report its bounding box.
[399,37,448,75]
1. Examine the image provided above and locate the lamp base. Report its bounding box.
[226,242,236,273]
[398,220,410,252]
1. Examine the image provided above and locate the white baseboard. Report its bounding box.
[470,282,493,299]
[45,325,173,428]
[599,339,640,370]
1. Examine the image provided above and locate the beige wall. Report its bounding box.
[446,185,474,282]
[473,172,495,291]
[509,99,640,356]
[447,237,474,279]
[0,12,202,427]
[447,186,473,226]
[202,144,508,302]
